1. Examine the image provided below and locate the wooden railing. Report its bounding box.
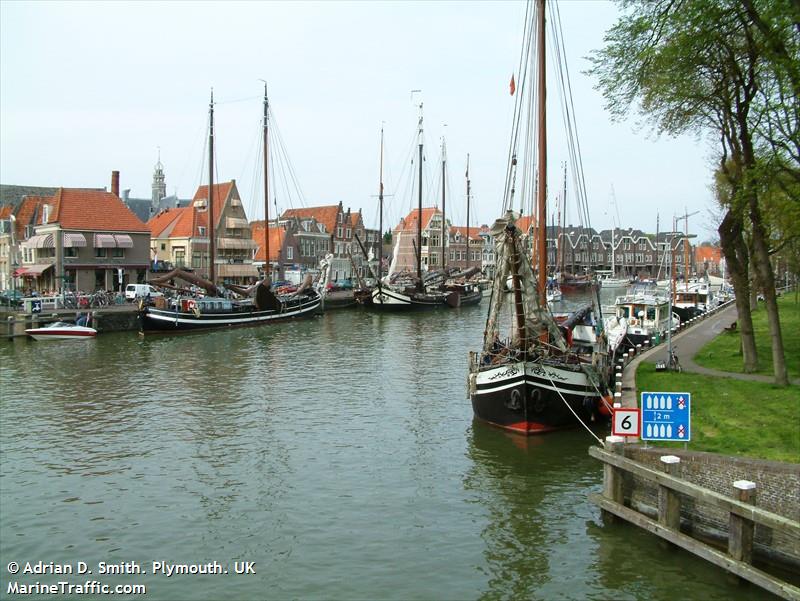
[589,437,800,601]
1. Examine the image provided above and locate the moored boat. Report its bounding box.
[26,321,97,340]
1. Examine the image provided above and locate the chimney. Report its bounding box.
[111,171,120,197]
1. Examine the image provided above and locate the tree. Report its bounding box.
[589,0,796,385]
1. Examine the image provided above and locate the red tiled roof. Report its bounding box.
[695,246,721,263]
[147,206,206,239]
[450,225,482,241]
[193,181,234,228]
[14,195,54,238]
[0,205,12,220]
[515,215,535,234]
[250,221,285,261]
[49,188,149,232]
[282,204,341,235]
[395,207,440,232]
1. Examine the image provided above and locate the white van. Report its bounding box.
[125,284,164,301]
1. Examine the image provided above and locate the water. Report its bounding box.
[0,306,772,600]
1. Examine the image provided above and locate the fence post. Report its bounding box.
[729,480,756,564]
[658,456,682,547]
[602,435,625,524]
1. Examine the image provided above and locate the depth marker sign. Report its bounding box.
[612,408,640,437]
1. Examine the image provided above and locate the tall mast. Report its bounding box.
[263,83,271,281]
[441,137,446,272]
[684,207,690,289]
[208,89,216,285]
[536,0,547,307]
[378,126,384,289]
[416,103,423,288]
[466,154,471,270]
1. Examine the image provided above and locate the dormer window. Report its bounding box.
[198,226,206,236]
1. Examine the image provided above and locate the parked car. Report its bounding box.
[124,284,164,301]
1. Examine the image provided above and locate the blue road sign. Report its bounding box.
[640,391,691,442]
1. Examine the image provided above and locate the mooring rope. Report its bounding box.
[545,372,603,444]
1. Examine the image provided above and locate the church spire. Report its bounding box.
[151,147,166,210]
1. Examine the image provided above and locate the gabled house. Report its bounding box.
[391,207,450,273]
[148,180,258,285]
[250,220,299,281]
[17,186,151,293]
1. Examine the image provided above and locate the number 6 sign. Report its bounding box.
[612,408,641,437]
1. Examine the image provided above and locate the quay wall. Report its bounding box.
[3,307,139,338]
[622,445,800,569]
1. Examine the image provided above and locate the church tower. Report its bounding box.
[151,148,166,211]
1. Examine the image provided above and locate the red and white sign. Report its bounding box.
[612,408,641,437]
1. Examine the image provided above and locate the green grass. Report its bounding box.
[636,362,800,463]
[694,294,800,379]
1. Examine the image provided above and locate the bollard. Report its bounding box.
[616,365,622,372]
[601,435,626,524]
[614,392,622,406]
[636,344,642,354]
[615,381,622,393]
[644,339,650,348]
[7,315,14,339]
[729,480,756,564]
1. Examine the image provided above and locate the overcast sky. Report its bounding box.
[0,0,718,238]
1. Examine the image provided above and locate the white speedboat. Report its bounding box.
[26,321,97,340]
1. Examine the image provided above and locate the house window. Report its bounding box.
[175,249,186,266]
[160,243,166,250]
[346,228,352,238]
[287,246,293,260]
[65,247,78,258]
[95,248,107,258]
[337,227,343,238]
[112,248,124,258]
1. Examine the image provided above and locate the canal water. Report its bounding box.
[0,302,770,600]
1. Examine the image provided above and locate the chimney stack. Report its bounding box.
[111,171,120,197]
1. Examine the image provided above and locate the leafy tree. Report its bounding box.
[589,0,797,384]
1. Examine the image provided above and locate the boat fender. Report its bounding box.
[530,388,546,413]
[138,298,144,311]
[193,306,201,318]
[506,388,522,411]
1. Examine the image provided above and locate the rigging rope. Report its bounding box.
[544,371,604,444]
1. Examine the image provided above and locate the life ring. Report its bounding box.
[187,299,197,311]
[630,318,638,326]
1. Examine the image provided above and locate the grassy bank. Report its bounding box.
[635,362,800,463]
[694,293,800,380]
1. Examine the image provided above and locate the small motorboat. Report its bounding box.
[26,321,97,340]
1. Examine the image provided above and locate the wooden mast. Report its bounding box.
[536,0,547,307]
[263,83,271,281]
[466,154,471,270]
[378,127,384,290]
[208,89,216,285]
[441,137,446,272]
[416,104,423,289]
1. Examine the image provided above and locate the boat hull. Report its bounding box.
[370,287,448,311]
[470,360,602,434]
[26,328,97,340]
[138,294,321,334]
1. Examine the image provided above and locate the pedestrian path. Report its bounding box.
[620,301,798,410]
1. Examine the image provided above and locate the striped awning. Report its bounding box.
[22,234,54,248]
[225,217,249,229]
[114,234,134,248]
[94,233,117,248]
[63,233,87,248]
[20,263,54,276]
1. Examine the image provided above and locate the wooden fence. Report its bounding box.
[589,436,800,600]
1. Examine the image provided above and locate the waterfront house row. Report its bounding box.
[0,183,150,294]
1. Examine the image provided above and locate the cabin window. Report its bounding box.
[647,307,656,320]
[620,306,630,318]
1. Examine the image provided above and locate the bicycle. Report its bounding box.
[667,348,682,372]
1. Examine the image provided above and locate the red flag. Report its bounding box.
[510,74,516,96]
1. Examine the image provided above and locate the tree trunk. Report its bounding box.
[749,197,789,385]
[719,209,759,372]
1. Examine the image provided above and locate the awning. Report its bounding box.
[217,264,260,278]
[13,267,28,276]
[94,233,117,248]
[114,234,134,248]
[63,233,87,248]
[225,217,249,229]
[20,263,54,277]
[22,234,54,248]
[216,237,258,250]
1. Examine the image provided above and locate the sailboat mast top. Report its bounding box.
[208,89,216,286]
[466,154,471,271]
[416,103,423,289]
[378,127,384,289]
[263,83,270,281]
[536,0,547,307]
[441,137,447,272]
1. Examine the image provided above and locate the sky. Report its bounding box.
[0,0,719,239]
